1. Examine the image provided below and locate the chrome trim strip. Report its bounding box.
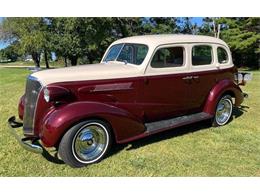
[92,82,133,92]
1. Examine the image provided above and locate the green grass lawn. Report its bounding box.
[0,67,260,176]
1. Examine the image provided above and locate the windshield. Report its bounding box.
[103,43,148,65]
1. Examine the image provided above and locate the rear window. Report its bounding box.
[192,45,213,66]
[151,47,184,68]
[217,47,229,64]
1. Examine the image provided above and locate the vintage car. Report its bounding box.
[8,35,249,168]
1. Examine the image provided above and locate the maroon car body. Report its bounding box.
[8,35,247,167]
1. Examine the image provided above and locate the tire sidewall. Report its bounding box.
[59,119,112,167]
[213,95,233,127]
[71,121,110,164]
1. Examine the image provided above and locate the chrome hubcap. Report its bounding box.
[72,123,108,163]
[216,98,232,125]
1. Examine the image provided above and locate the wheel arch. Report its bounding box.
[53,116,116,149]
[40,101,145,147]
[203,79,244,115]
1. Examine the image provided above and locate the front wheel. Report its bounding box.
[212,95,233,127]
[58,119,112,168]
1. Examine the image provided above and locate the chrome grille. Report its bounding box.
[23,76,42,135]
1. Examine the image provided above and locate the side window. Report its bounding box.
[136,45,148,65]
[151,47,184,68]
[192,45,213,66]
[217,47,229,64]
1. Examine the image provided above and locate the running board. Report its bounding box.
[145,112,212,133]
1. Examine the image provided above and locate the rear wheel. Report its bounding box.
[58,119,112,168]
[212,95,233,127]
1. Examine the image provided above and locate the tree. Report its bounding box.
[217,17,260,68]
[111,18,143,37]
[0,44,20,62]
[178,17,199,35]
[49,18,84,66]
[142,17,179,34]
[0,17,51,68]
[83,18,115,64]
[50,17,117,66]
[198,17,220,37]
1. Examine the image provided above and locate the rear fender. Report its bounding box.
[40,101,145,147]
[203,79,244,115]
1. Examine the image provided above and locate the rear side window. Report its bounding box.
[217,47,229,64]
[151,47,184,68]
[192,45,213,66]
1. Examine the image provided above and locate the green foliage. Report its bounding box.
[198,17,216,36]
[0,44,20,62]
[179,17,198,35]
[219,18,260,68]
[198,17,260,68]
[0,17,259,68]
[50,17,116,65]
[142,17,179,34]
[0,18,50,67]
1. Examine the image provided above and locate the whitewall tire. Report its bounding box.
[58,119,112,168]
[212,95,233,127]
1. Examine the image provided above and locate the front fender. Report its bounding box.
[40,101,145,147]
[203,79,244,115]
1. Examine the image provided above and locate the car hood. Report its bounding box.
[31,62,142,86]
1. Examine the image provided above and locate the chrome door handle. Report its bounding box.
[182,76,193,80]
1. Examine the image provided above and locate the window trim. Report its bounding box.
[191,44,214,66]
[217,46,229,65]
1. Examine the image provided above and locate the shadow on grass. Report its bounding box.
[126,120,212,151]
[41,105,249,165]
[40,146,65,165]
[110,105,249,155]
[42,149,65,164]
[233,105,249,119]
[108,120,213,157]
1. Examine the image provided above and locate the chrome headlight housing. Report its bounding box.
[43,88,50,102]
[43,86,71,103]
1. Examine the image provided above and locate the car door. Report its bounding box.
[187,43,219,112]
[139,44,192,122]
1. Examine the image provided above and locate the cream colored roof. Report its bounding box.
[113,34,228,47]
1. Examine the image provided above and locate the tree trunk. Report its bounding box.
[70,56,78,66]
[257,51,260,70]
[32,52,40,68]
[64,57,68,67]
[44,50,49,69]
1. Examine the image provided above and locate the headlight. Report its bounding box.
[43,86,71,103]
[43,88,50,102]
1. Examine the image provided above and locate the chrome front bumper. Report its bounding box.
[8,116,43,154]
